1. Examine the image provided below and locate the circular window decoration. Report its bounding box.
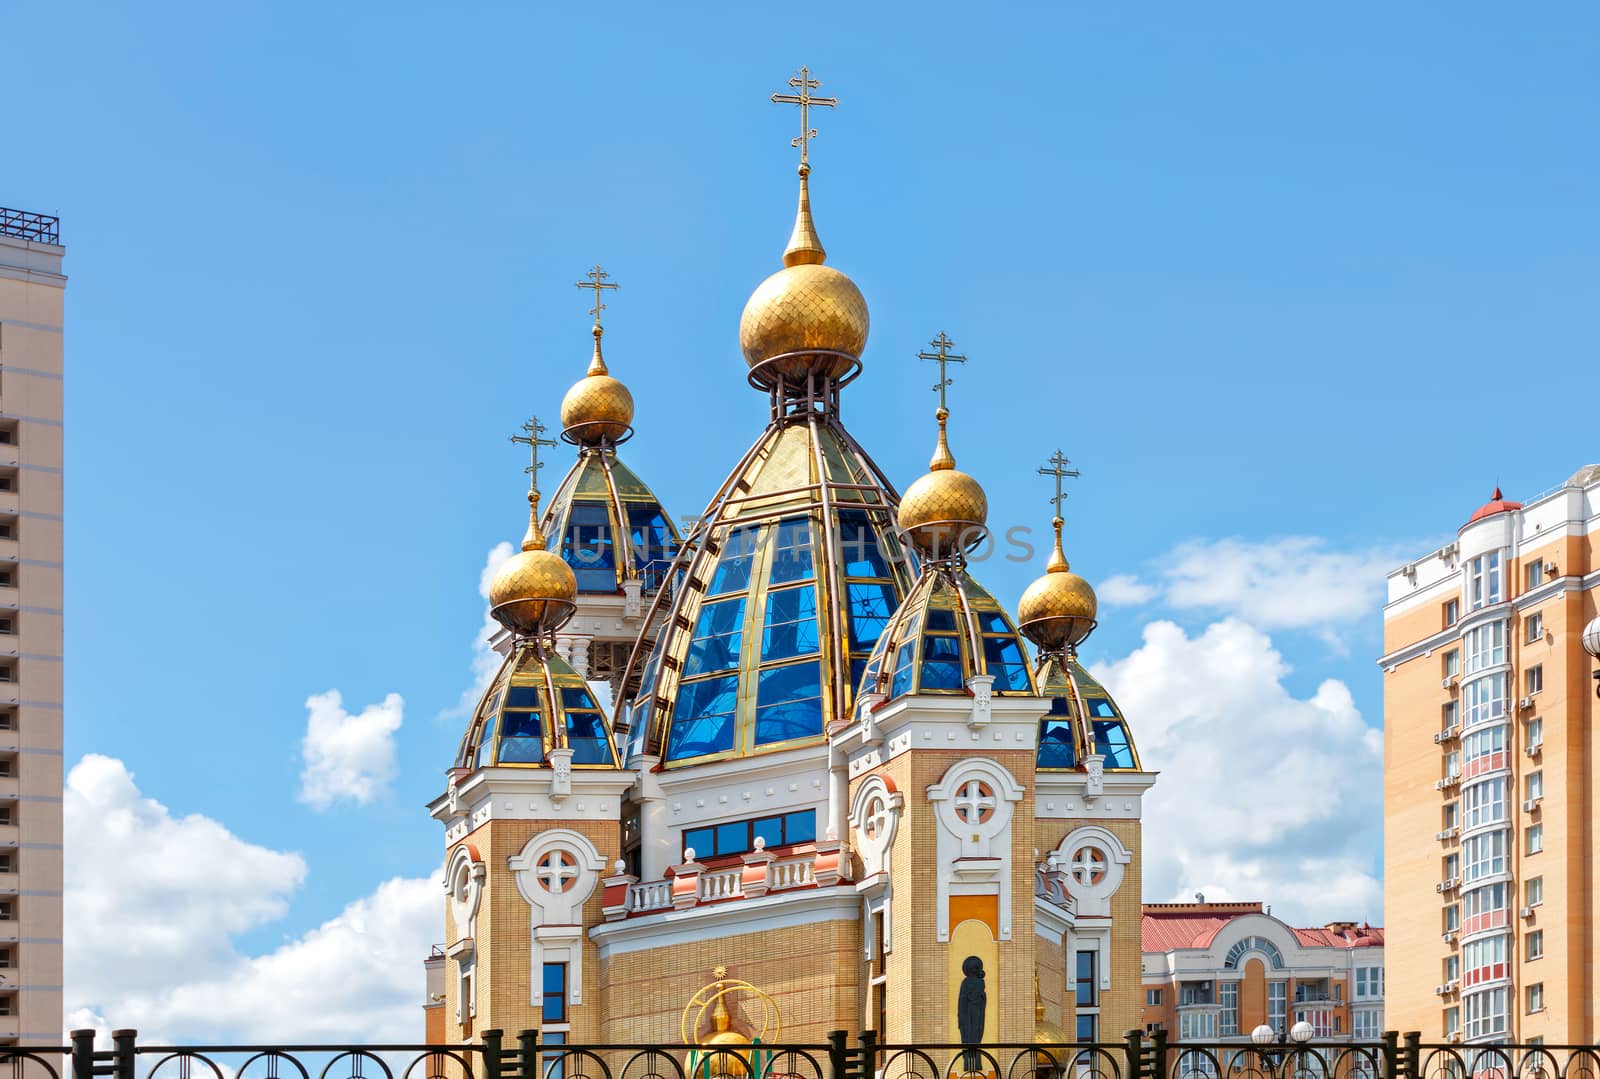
[535,849,580,893]
[1070,845,1108,887]
[953,780,996,826]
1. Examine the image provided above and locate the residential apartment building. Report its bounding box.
[1142,902,1385,1046]
[0,206,64,1044]
[1381,468,1600,1044]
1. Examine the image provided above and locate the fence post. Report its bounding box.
[112,1030,137,1079]
[518,1030,542,1079]
[1402,1033,1422,1079]
[69,1030,95,1079]
[859,1030,878,1078]
[1124,1030,1145,1079]
[1381,1032,1400,1079]
[1149,1028,1168,1079]
[828,1030,850,1079]
[481,1029,504,1079]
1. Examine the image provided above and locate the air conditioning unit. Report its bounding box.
[1436,828,1456,841]
[1436,882,1447,893]
[1448,1033,1462,1044]
[1520,907,1534,919]
[1526,744,1542,758]
[1435,983,1448,996]
[1544,561,1558,578]
[1519,697,1534,710]
[1446,979,1459,991]
[1524,798,1542,813]
[1442,931,1456,943]
[1443,676,1460,690]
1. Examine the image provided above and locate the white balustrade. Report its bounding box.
[698,866,745,901]
[769,856,815,891]
[627,879,673,912]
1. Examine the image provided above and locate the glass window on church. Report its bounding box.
[889,624,919,700]
[846,581,896,653]
[1037,712,1077,769]
[753,660,824,745]
[542,962,567,1022]
[561,688,611,765]
[762,586,819,661]
[667,676,738,760]
[1075,950,1098,1006]
[980,633,1029,691]
[769,518,815,585]
[920,609,964,691]
[627,505,677,587]
[684,598,745,678]
[562,504,617,591]
[684,809,815,859]
[709,526,761,595]
[1092,720,1136,768]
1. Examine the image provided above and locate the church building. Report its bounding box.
[424,68,1157,1052]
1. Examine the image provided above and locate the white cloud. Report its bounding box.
[441,541,515,722]
[1100,537,1401,632]
[65,755,439,1043]
[1098,573,1158,606]
[1093,618,1383,926]
[297,690,405,810]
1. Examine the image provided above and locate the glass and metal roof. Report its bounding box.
[619,413,914,768]
[1035,654,1141,771]
[456,643,620,769]
[542,449,681,595]
[855,566,1036,703]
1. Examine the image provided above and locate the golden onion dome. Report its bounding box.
[898,407,987,559]
[489,486,577,637]
[739,166,869,384]
[1017,517,1098,653]
[1034,975,1068,1045]
[560,326,635,446]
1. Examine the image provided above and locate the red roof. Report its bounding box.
[1465,487,1523,526]
[1142,903,1383,952]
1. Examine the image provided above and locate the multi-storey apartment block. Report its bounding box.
[1382,468,1600,1044]
[0,206,65,1044]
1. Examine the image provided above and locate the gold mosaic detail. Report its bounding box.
[738,263,868,367]
[561,373,634,444]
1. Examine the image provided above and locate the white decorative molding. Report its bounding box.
[508,828,607,1008]
[966,674,994,729]
[1051,824,1131,919]
[849,775,902,884]
[927,757,1024,942]
[444,843,487,1023]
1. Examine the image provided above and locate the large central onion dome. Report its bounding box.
[1017,516,1098,655]
[560,325,635,446]
[489,483,578,637]
[898,406,988,560]
[739,165,869,386]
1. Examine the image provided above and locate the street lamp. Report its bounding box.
[1289,1022,1314,1045]
[1583,617,1600,698]
[1251,1026,1277,1047]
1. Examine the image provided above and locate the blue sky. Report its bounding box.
[9,0,1599,1039]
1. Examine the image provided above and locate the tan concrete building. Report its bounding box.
[0,206,65,1044]
[1381,469,1600,1044]
[1141,902,1384,1046]
[421,72,1157,1053]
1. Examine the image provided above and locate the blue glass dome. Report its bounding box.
[542,450,681,595]
[1034,655,1140,771]
[456,643,621,769]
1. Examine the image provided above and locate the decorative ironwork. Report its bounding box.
[770,67,837,169]
[0,207,59,244]
[576,266,619,329]
[916,333,966,413]
[49,1029,1600,1079]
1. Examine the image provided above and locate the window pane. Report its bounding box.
[1085,698,1118,719]
[709,527,760,595]
[502,710,542,740]
[561,686,599,711]
[627,505,677,581]
[473,714,498,768]
[715,821,746,855]
[668,675,739,760]
[754,661,824,745]
[839,511,890,577]
[563,504,616,591]
[684,597,745,677]
[1038,719,1077,768]
[566,709,612,765]
[920,635,964,690]
[498,735,543,764]
[543,962,566,994]
[769,518,815,585]
[925,609,959,633]
[684,827,712,857]
[506,686,541,710]
[975,610,1009,634]
[784,810,817,844]
[889,622,920,699]
[982,636,1029,691]
[846,581,897,652]
[751,815,784,849]
[762,585,820,661]
[1093,720,1136,768]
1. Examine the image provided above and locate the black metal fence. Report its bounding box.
[5,1031,1587,1079]
[0,208,59,245]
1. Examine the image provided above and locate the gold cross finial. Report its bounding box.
[509,416,558,486]
[770,66,837,171]
[917,331,968,412]
[575,265,620,329]
[1038,449,1081,518]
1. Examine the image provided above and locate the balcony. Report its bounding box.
[0,779,19,801]
[0,209,59,245]
[0,873,22,895]
[606,843,846,921]
[0,919,20,944]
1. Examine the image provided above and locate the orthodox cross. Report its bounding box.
[1038,449,1081,517]
[575,265,619,328]
[509,416,558,483]
[917,332,967,411]
[536,849,578,893]
[770,65,837,169]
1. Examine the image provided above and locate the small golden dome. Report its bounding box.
[561,327,634,446]
[1017,518,1098,653]
[739,168,868,383]
[1034,974,1068,1045]
[898,408,987,558]
[489,488,577,636]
